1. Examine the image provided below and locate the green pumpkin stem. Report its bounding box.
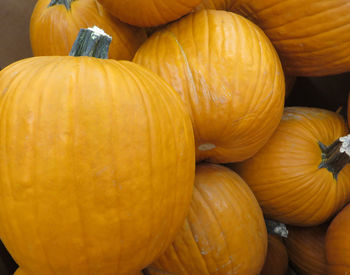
[48,0,74,10]
[319,134,350,180]
[265,219,288,238]
[69,26,112,59]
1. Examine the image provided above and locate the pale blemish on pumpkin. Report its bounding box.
[198,143,216,151]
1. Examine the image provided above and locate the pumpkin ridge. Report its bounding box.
[195,180,235,272]
[261,1,346,33]
[163,29,201,142]
[185,217,211,274]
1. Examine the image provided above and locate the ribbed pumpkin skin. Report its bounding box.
[234,107,350,226]
[147,164,267,275]
[195,0,236,10]
[97,0,202,27]
[260,234,288,275]
[134,10,285,164]
[0,57,195,275]
[229,0,350,76]
[30,0,147,60]
[15,269,144,275]
[326,203,350,274]
[285,225,327,275]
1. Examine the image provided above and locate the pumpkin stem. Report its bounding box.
[48,0,74,10]
[318,134,350,180]
[69,26,112,59]
[265,219,288,238]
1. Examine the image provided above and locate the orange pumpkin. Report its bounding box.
[234,107,350,226]
[260,220,288,275]
[285,225,327,275]
[97,0,202,27]
[0,27,195,275]
[146,268,170,275]
[195,0,236,10]
[146,164,267,275]
[30,0,146,60]
[261,235,288,275]
[134,10,285,163]
[326,203,350,274]
[227,0,350,76]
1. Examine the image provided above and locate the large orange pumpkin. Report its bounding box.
[285,225,327,275]
[234,107,350,226]
[326,203,350,274]
[0,27,195,275]
[134,10,285,163]
[30,0,146,60]
[260,220,288,275]
[146,164,267,275]
[227,0,350,76]
[96,0,202,27]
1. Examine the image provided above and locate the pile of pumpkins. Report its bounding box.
[1,0,350,274]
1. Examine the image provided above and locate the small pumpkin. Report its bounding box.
[326,203,350,274]
[134,9,285,163]
[285,225,327,275]
[260,220,288,275]
[30,0,146,60]
[0,27,195,275]
[229,0,350,76]
[96,0,202,27]
[233,107,350,226]
[146,164,267,275]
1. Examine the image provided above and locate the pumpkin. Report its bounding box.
[260,220,288,275]
[285,225,327,275]
[194,0,236,10]
[96,0,202,27]
[233,107,350,226]
[30,0,147,60]
[146,164,267,275]
[226,0,350,76]
[0,27,195,275]
[326,203,350,274]
[145,269,170,275]
[134,10,285,163]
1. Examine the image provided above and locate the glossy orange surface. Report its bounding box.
[286,225,327,275]
[326,203,350,274]
[230,0,350,76]
[97,0,202,27]
[260,234,288,275]
[30,0,146,60]
[195,0,236,10]
[148,164,267,275]
[234,107,350,226]
[0,57,195,275]
[134,10,285,163]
